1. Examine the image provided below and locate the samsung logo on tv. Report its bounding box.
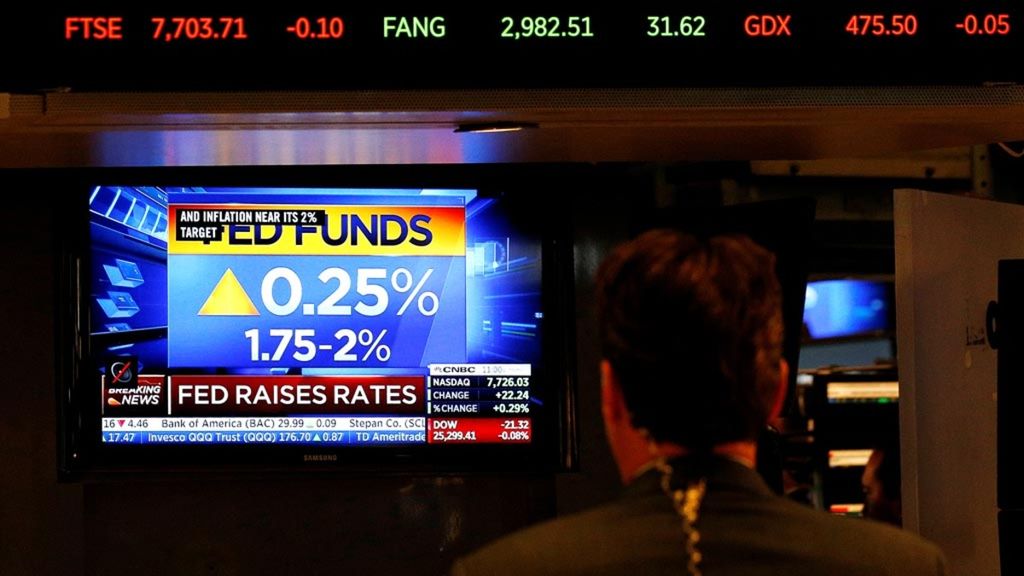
[303,454,338,463]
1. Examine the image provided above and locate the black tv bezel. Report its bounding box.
[55,166,579,480]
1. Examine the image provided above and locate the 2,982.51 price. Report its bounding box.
[500,16,594,40]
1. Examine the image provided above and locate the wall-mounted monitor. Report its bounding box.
[57,170,576,477]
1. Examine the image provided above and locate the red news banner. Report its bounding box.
[103,374,530,444]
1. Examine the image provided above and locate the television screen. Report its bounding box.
[64,180,574,473]
[803,279,893,341]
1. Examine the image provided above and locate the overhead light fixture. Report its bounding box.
[454,121,539,134]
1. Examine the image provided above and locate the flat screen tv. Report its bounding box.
[56,169,576,477]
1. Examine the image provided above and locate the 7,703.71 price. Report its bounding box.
[151,17,248,41]
[844,14,918,36]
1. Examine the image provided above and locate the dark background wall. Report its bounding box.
[0,196,84,575]
[0,168,649,576]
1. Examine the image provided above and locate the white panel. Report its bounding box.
[895,190,1024,575]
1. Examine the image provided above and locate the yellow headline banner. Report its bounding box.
[168,204,466,256]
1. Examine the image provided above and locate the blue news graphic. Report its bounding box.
[464,198,542,365]
[167,255,466,368]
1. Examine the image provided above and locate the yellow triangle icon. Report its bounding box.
[198,268,260,316]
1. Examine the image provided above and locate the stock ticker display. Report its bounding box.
[89,187,542,448]
[2,4,1022,90]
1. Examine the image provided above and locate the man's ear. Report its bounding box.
[601,360,628,425]
[769,359,790,421]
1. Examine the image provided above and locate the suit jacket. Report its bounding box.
[453,457,946,576]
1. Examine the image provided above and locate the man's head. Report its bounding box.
[596,230,786,465]
[862,445,903,526]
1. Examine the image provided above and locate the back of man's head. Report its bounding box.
[596,229,784,449]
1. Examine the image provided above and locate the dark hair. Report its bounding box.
[596,229,784,448]
[874,439,902,500]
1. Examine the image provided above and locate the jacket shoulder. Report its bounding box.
[454,495,947,576]
[453,499,661,576]
[743,497,948,575]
